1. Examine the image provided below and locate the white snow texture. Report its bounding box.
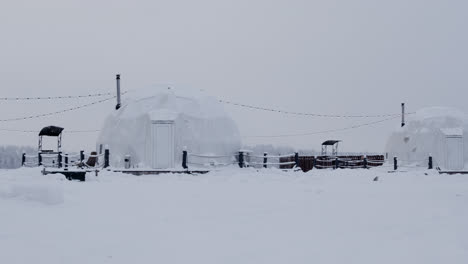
[1,167,467,264]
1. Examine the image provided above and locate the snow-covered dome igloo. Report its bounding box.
[385,107,468,170]
[97,88,241,169]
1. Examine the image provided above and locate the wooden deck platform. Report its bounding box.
[42,168,97,181]
[42,168,209,179]
[114,170,210,176]
[438,170,468,175]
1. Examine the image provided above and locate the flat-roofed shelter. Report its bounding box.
[321,140,341,156]
[38,126,64,153]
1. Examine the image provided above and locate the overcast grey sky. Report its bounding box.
[0,0,467,153]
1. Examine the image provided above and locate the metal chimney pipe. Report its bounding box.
[401,103,405,127]
[116,74,121,110]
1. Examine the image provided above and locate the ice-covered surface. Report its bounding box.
[97,87,241,168]
[386,107,468,169]
[1,167,467,264]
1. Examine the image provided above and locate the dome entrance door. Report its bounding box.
[445,135,464,170]
[151,121,175,169]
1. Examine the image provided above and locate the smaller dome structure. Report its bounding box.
[385,107,468,170]
[97,87,241,169]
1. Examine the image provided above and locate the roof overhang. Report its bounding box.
[322,140,341,146]
[38,126,64,137]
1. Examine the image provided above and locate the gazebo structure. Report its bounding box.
[321,140,341,156]
[38,126,64,153]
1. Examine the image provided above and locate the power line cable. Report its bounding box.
[0,96,115,122]
[243,116,400,138]
[64,129,101,133]
[0,128,100,133]
[1,91,406,118]
[0,92,114,101]
[1,116,397,136]
[220,99,415,118]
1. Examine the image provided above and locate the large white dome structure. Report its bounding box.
[385,107,468,170]
[97,87,241,169]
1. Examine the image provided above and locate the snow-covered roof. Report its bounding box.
[412,107,467,122]
[117,87,227,120]
[440,128,463,136]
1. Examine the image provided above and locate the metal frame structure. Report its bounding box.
[321,140,341,156]
[38,126,64,153]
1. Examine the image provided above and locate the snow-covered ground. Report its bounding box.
[1,167,467,264]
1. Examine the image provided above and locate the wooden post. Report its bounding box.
[428,156,433,170]
[80,150,84,163]
[363,155,368,169]
[294,152,299,168]
[38,152,42,166]
[238,151,244,168]
[263,152,268,168]
[22,153,26,166]
[104,148,110,168]
[64,154,68,170]
[394,157,398,170]
[58,152,62,168]
[335,157,339,169]
[182,150,188,169]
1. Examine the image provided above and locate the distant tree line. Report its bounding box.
[0,145,35,169]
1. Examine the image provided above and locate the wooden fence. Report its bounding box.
[22,149,109,169]
[279,155,385,172]
[182,150,387,172]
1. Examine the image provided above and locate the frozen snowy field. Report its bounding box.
[1,168,467,264]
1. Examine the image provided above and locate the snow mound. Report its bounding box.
[0,182,64,205]
[0,168,65,205]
